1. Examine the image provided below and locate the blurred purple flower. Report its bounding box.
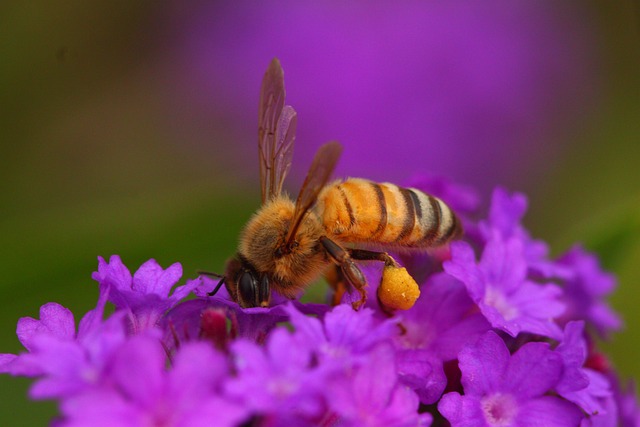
[438,331,583,426]
[616,380,640,427]
[60,337,247,427]
[556,245,622,338]
[555,321,611,415]
[92,255,197,334]
[226,329,328,424]
[162,1,597,190]
[0,288,126,399]
[444,234,565,339]
[478,187,572,279]
[326,343,432,427]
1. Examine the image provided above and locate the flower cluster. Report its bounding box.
[1,178,638,426]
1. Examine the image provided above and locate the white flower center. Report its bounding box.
[481,393,518,426]
[485,286,519,321]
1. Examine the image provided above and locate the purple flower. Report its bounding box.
[160,275,330,347]
[165,1,597,190]
[60,336,247,427]
[285,303,398,367]
[2,176,638,426]
[393,273,490,403]
[617,380,640,427]
[444,234,565,339]
[555,321,611,416]
[396,273,490,361]
[225,329,328,424]
[438,331,584,426]
[92,255,197,334]
[0,288,127,399]
[478,187,572,279]
[556,245,622,338]
[326,343,432,427]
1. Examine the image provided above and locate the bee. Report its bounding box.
[207,58,462,309]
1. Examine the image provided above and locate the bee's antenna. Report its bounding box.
[207,277,226,297]
[196,271,226,297]
[197,270,224,278]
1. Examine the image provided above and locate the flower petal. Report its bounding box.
[458,331,509,395]
[505,341,562,399]
[17,303,75,350]
[518,396,584,427]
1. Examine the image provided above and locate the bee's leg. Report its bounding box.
[323,265,348,306]
[319,236,367,309]
[348,249,399,268]
[350,248,421,313]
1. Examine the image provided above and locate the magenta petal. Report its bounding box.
[329,344,398,419]
[458,331,509,395]
[132,259,182,297]
[396,349,446,404]
[285,303,327,348]
[0,354,17,372]
[432,313,491,361]
[562,369,611,416]
[266,328,311,372]
[480,236,526,293]
[484,187,528,236]
[505,341,562,398]
[17,303,76,350]
[110,335,165,405]
[61,389,142,427]
[169,342,228,400]
[510,282,565,318]
[323,305,397,354]
[93,255,132,290]
[25,336,91,398]
[438,392,486,427]
[443,241,484,297]
[177,397,247,427]
[518,396,583,427]
[77,283,111,339]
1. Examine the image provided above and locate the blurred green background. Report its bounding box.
[1,1,639,424]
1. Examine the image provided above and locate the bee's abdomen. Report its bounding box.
[317,178,461,248]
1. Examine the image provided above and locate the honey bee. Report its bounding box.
[206,58,462,309]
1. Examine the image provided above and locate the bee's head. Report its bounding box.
[223,256,271,308]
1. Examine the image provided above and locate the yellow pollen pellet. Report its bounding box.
[377,265,420,310]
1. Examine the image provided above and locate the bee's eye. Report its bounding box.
[258,275,270,307]
[238,271,258,308]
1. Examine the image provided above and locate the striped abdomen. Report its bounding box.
[316,178,462,248]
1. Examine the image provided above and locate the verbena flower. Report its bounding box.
[393,273,490,404]
[444,233,565,340]
[0,287,127,400]
[92,255,197,334]
[556,245,623,338]
[1,178,636,425]
[477,187,572,280]
[438,331,584,426]
[60,337,247,427]
[556,321,612,415]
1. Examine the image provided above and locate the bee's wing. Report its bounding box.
[285,141,343,246]
[258,58,297,204]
